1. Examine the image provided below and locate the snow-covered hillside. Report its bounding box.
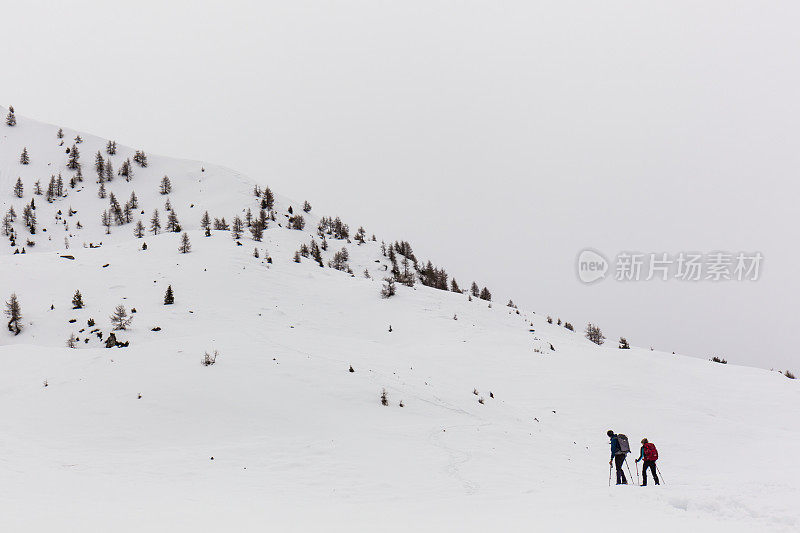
[1,107,799,532]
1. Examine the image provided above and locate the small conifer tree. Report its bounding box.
[5,293,23,335]
[231,216,243,240]
[585,323,605,345]
[381,278,397,298]
[178,232,191,253]
[166,210,181,232]
[72,290,84,309]
[67,144,81,170]
[134,220,145,238]
[109,304,133,330]
[164,285,174,305]
[150,210,161,234]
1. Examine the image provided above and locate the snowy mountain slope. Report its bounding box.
[1,108,799,532]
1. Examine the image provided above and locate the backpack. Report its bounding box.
[616,434,631,455]
[643,442,658,461]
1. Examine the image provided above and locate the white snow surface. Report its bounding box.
[1,108,799,532]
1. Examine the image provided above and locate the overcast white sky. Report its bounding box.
[3,1,798,370]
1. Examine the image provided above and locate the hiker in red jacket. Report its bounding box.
[635,438,660,486]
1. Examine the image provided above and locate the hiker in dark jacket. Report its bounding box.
[607,430,628,485]
[635,438,660,486]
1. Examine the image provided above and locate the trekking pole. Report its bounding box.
[609,462,612,486]
[635,460,640,485]
[656,464,666,485]
[625,457,636,486]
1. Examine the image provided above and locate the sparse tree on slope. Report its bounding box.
[104,160,114,182]
[250,220,263,242]
[231,216,243,240]
[618,337,630,349]
[160,176,172,195]
[134,220,145,238]
[200,211,211,231]
[310,239,323,267]
[479,287,492,301]
[5,293,22,335]
[262,187,274,211]
[67,144,80,170]
[101,210,111,234]
[95,151,105,176]
[354,226,366,244]
[178,232,191,253]
[109,194,125,225]
[303,200,312,213]
[5,106,16,126]
[46,176,56,203]
[471,282,480,298]
[166,210,181,232]
[72,290,84,309]
[13,177,23,198]
[19,147,29,165]
[109,304,133,330]
[2,213,13,237]
[451,278,461,293]
[585,323,605,346]
[164,285,174,305]
[328,247,350,271]
[133,150,148,167]
[22,205,36,234]
[118,158,133,181]
[150,210,161,235]
[106,140,117,155]
[381,278,396,298]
